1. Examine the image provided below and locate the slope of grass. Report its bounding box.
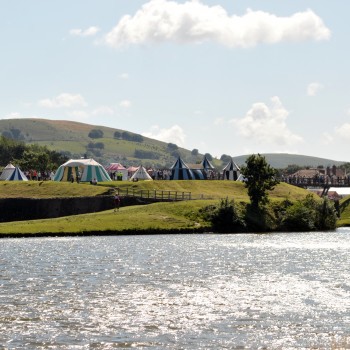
[0,200,213,235]
[0,180,313,201]
[0,181,110,198]
[0,180,319,236]
[106,180,312,202]
[338,195,350,226]
[0,118,345,167]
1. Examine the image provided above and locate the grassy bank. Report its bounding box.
[0,180,348,236]
[337,196,350,227]
[0,181,110,198]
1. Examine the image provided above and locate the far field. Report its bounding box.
[0,180,348,236]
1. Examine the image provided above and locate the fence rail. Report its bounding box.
[117,188,192,201]
[281,177,350,188]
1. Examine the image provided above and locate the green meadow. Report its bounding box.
[0,180,348,236]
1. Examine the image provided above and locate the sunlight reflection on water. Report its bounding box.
[1,229,350,349]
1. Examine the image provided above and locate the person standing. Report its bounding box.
[114,193,121,212]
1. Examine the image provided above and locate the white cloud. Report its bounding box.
[213,117,225,126]
[119,100,131,108]
[67,110,89,120]
[307,82,324,96]
[105,0,330,48]
[142,124,186,146]
[335,123,350,140]
[119,73,129,80]
[4,112,23,119]
[322,132,333,145]
[91,106,114,116]
[70,26,100,37]
[231,96,303,147]
[38,93,87,108]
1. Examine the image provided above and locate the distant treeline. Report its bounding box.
[0,136,68,171]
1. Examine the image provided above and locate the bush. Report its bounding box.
[202,198,246,233]
[245,204,277,232]
[282,201,316,231]
[87,142,104,150]
[134,149,160,160]
[114,131,121,139]
[281,194,337,231]
[88,129,104,139]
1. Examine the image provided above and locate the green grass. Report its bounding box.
[0,181,111,198]
[0,180,321,236]
[0,200,213,235]
[1,118,345,167]
[338,195,350,226]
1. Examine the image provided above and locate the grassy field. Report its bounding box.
[0,181,111,198]
[0,118,346,168]
[0,180,341,236]
[338,196,350,227]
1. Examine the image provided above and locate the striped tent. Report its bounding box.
[202,156,215,170]
[129,166,153,181]
[0,164,28,181]
[170,157,195,180]
[222,158,240,180]
[54,158,111,182]
[192,169,207,180]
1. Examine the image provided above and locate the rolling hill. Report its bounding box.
[0,118,346,169]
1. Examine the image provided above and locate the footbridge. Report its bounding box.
[281,176,350,196]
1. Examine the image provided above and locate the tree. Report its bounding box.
[240,154,279,210]
[220,154,231,163]
[167,143,178,151]
[88,129,104,139]
[191,149,199,156]
[204,153,213,161]
[113,131,121,139]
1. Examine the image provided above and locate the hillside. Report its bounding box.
[0,118,345,169]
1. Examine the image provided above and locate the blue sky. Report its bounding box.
[1,0,350,161]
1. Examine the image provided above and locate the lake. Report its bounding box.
[1,229,350,349]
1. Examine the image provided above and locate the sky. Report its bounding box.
[1,0,350,162]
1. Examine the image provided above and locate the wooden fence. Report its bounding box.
[117,188,192,201]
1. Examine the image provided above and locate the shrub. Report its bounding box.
[282,201,316,231]
[202,198,246,233]
[88,129,104,139]
[281,194,337,231]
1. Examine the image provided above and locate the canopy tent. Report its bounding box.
[129,165,153,181]
[0,163,28,181]
[105,163,128,181]
[222,158,240,180]
[192,169,207,180]
[170,157,195,180]
[54,158,111,182]
[202,156,215,170]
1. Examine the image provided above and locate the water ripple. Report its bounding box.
[1,230,350,348]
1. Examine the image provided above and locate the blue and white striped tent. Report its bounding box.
[54,158,111,182]
[0,163,28,181]
[201,156,215,171]
[170,157,195,180]
[222,158,240,180]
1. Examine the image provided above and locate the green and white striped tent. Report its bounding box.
[53,158,111,182]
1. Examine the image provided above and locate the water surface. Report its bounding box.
[1,229,350,349]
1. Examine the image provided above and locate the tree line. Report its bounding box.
[0,136,68,172]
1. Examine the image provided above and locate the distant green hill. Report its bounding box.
[0,118,346,169]
[232,153,345,169]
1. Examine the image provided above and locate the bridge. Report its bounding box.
[281,176,350,196]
